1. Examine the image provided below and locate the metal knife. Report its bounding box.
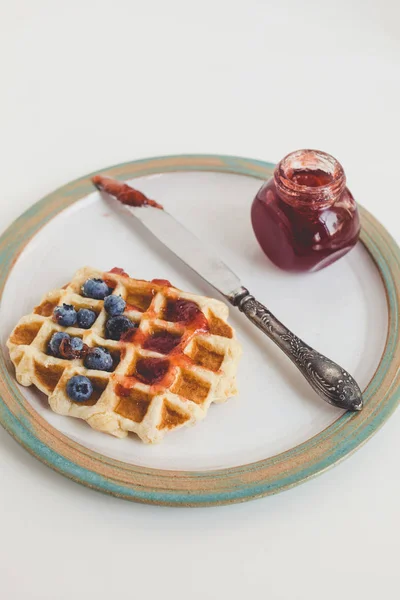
[93,176,363,412]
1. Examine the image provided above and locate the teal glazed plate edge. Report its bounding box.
[0,154,399,507]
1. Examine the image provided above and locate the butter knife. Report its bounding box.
[93,176,363,412]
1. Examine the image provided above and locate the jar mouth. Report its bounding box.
[274,149,346,209]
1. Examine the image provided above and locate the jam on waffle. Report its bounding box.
[7,266,242,443]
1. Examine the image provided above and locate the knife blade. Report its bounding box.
[118,201,242,298]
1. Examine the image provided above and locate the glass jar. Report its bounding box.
[251,149,360,272]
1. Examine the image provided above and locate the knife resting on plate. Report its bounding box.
[93,176,363,412]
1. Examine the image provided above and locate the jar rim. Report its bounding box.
[274,149,346,209]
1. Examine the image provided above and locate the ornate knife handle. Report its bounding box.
[230,288,363,411]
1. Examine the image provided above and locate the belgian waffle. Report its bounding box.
[7,267,242,443]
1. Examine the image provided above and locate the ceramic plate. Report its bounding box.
[0,155,398,506]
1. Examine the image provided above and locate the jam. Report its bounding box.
[104,278,117,290]
[165,299,201,324]
[251,150,360,272]
[151,279,172,287]
[92,176,163,209]
[104,267,129,290]
[289,168,333,187]
[108,267,129,277]
[143,331,181,355]
[115,383,131,397]
[125,302,144,312]
[119,327,138,342]
[59,337,88,360]
[135,357,170,384]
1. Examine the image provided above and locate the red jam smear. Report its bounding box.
[92,175,163,209]
[143,331,181,355]
[135,357,170,384]
[115,383,131,397]
[151,279,172,287]
[104,267,129,289]
[164,299,209,336]
[104,278,117,290]
[108,267,129,277]
[165,299,204,325]
[114,298,212,391]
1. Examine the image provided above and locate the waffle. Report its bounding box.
[7,267,242,443]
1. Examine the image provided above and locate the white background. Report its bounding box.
[1,2,399,599]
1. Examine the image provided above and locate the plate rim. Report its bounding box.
[0,153,398,507]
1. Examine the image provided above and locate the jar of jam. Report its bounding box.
[251,149,360,272]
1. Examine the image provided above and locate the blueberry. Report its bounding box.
[53,304,77,327]
[81,278,111,300]
[48,332,70,357]
[84,347,113,371]
[70,337,84,352]
[66,375,93,402]
[77,308,97,329]
[104,295,126,316]
[105,315,136,341]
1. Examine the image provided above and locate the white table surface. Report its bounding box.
[1,2,400,599]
